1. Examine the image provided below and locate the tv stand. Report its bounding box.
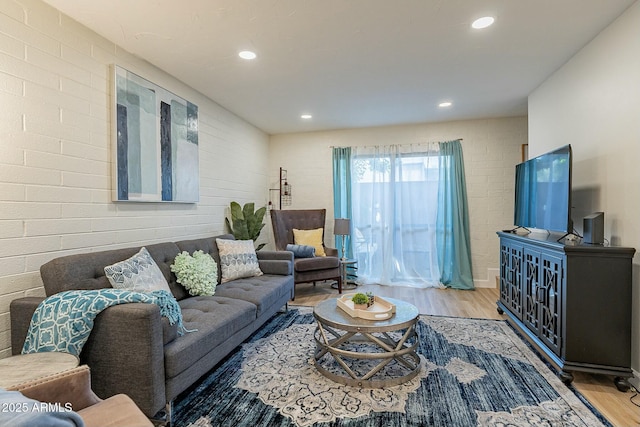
[502,226,530,234]
[496,231,635,390]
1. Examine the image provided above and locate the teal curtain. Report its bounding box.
[436,140,474,290]
[332,147,353,258]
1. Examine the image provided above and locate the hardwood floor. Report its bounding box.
[290,282,640,427]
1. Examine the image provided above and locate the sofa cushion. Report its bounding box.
[164,296,256,379]
[213,275,294,318]
[176,235,232,285]
[216,238,263,283]
[40,248,148,296]
[104,247,171,293]
[294,256,339,272]
[145,242,188,301]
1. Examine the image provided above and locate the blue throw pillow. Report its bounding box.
[286,244,316,258]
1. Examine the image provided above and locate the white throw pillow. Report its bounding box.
[104,247,172,293]
[216,239,263,283]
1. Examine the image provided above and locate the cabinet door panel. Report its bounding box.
[538,252,563,355]
[523,248,540,333]
[500,241,522,319]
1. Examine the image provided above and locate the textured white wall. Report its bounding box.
[268,117,527,288]
[0,0,269,358]
[529,2,640,375]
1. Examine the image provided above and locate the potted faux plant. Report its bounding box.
[225,201,267,250]
[351,293,371,310]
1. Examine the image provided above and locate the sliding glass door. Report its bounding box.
[351,145,442,288]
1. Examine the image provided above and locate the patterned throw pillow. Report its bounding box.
[215,238,263,283]
[293,228,326,256]
[171,250,218,296]
[104,247,172,293]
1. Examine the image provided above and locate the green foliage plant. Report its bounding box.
[225,201,267,251]
[351,293,369,305]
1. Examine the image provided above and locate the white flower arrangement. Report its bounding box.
[171,250,218,296]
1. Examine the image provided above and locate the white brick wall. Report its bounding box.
[268,117,527,287]
[0,0,269,358]
[0,0,528,359]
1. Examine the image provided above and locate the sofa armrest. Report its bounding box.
[257,250,294,262]
[10,297,44,354]
[259,260,292,276]
[257,250,293,275]
[11,298,165,417]
[79,303,166,417]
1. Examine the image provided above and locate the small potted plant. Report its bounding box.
[351,293,370,310]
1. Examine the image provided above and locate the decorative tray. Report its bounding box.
[336,294,396,320]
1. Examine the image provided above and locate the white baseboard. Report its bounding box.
[629,370,640,391]
[474,267,499,288]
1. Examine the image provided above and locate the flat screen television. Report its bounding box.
[514,144,572,234]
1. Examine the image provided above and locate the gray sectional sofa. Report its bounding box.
[9,234,295,421]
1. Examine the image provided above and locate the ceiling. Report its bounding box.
[42,0,636,135]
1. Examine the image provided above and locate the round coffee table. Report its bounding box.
[0,352,79,389]
[313,297,421,388]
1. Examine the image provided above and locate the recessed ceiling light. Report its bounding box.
[471,16,495,29]
[301,114,312,119]
[438,102,452,108]
[238,50,257,60]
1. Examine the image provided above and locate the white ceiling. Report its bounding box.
[42,0,636,135]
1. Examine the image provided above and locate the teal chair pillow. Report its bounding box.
[286,244,316,258]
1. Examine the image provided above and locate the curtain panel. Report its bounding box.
[436,140,474,289]
[332,140,474,290]
[332,147,353,259]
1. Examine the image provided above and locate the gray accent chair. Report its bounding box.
[270,209,342,298]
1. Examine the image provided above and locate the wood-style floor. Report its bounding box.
[290,282,640,427]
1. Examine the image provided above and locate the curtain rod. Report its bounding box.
[329,138,462,149]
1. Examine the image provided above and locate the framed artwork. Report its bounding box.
[112,65,199,202]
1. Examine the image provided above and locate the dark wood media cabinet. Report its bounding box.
[496,231,635,391]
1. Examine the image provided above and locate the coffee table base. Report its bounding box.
[313,322,421,388]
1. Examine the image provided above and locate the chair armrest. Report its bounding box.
[9,365,101,411]
[81,303,166,417]
[10,297,44,354]
[257,250,293,275]
[325,247,338,257]
[79,394,153,427]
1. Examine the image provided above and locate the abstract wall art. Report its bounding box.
[112,65,199,203]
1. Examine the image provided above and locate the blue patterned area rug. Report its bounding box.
[173,308,611,427]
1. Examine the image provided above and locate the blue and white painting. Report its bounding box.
[113,65,199,202]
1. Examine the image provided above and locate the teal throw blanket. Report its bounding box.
[22,289,186,356]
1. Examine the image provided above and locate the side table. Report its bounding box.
[0,352,79,389]
[332,258,358,291]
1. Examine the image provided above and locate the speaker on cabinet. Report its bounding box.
[583,212,604,245]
